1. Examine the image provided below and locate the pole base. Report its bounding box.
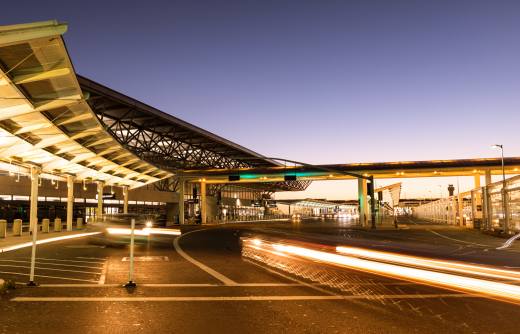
[124,281,137,288]
[27,281,38,287]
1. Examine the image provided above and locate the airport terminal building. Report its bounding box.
[0,21,310,227]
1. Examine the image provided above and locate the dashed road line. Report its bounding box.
[173,231,238,286]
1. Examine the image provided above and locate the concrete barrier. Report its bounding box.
[54,218,62,232]
[13,219,22,236]
[0,219,6,238]
[42,218,50,233]
[76,217,83,229]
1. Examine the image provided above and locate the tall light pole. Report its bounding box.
[492,144,508,234]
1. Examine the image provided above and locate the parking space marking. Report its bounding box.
[33,258,105,265]
[0,271,100,283]
[98,259,108,285]
[0,259,103,270]
[11,294,480,302]
[0,264,102,275]
[76,257,108,261]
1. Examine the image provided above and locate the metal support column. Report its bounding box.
[123,185,129,214]
[66,175,74,231]
[368,176,376,229]
[200,181,207,224]
[97,181,104,222]
[485,170,492,186]
[358,178,368,227]
[28,167,40,286]
[458,193,464,227]
[482,186,490,230]
[178,178,185,224]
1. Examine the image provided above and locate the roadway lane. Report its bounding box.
[1,222,520,333]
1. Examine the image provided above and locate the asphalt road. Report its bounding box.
[1,219,520,334]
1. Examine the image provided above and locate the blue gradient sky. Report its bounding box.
[4,1,520,199]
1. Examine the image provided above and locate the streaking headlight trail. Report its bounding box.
[242,238,520,304]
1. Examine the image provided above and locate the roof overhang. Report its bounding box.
[180,157,520,184]
[0,20,172,188]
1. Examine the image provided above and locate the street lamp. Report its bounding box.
[491,144,508,234]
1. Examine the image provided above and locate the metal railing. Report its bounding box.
[412,174,520,234]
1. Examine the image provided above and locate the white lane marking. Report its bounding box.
[0,264,101,275]
[98,260,108,285]
[0,271,99,283]
[0,232,102,253]
[173,231,238,286]
[76,257,108,260]
[497,233,520,250]
[11,294,479,302]
[36,283,307,288]
[0,259,103,270]
[427,229,489,247]
[406,218,490,247]
[33,258,105,265]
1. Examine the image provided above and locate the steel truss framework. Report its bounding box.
[79,76,310,193]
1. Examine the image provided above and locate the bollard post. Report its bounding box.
[13,219,22,236]
[0,219,6,238]
[42,219,50,233]
[28,167,40,286]
[54,218,62,232]
[124,218,137,287]
[77,217,83,229]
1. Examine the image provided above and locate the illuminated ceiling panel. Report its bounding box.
[0,20,172,188]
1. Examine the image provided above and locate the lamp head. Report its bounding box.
[491,144,503,150]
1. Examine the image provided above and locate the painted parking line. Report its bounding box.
[32,258,105,265]
[0,264,102,275]
[11,294,480,302]
[98,259,108,285]
[0,271,99,283]
[0,259,103,270]
[173,231,238,286]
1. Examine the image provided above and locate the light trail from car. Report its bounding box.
[242,238,520,304]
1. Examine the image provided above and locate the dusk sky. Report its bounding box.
[4,1,520,199]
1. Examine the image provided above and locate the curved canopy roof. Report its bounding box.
[0,20,310,192]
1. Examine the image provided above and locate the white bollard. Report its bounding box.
[13,219,22,236]
[124,218,137,287]
[0,219,6,238]
[54,218,62,232]
[76,217,83,229]
[42,219,50,233]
